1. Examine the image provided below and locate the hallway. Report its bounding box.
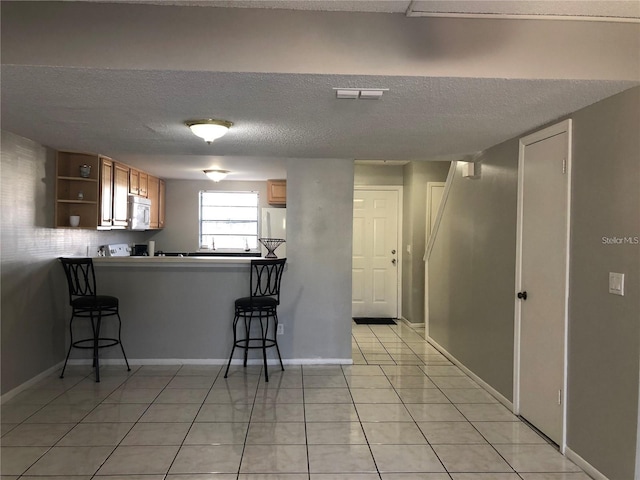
[1,321,589,478]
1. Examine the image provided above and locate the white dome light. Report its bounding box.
[186,119,233,144]
[203,169,230,182]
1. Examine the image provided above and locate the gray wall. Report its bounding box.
[566,86,639,480]
[282,158,354,361]
[428,143,518,399]
[402,161,451,324]
[354,164,404,186]
[428,87,640,480]
[149,179,270,253]
[0,131,150,394]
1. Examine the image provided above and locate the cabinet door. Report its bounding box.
[267,179,287,205]
[129,169,140,195]
[147,175,160,229]
[158,179,166,228]
[112,162,129,227]
[99,158,113,227]
[139,172,149,197]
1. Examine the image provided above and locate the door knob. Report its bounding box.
[392,258,397,265]
[391,249,396,254]
[517,291,528,300]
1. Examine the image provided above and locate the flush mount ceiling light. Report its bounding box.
[186,119,233,144]
[203,169,230,182]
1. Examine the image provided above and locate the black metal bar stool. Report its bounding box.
[59,257,130,382]
[224,258,286,382]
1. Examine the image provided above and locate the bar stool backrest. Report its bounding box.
[59,257,98,304]
[250,259,286,305]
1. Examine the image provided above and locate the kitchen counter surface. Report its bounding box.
[93,256,261,267]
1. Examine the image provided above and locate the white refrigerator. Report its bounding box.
[261,208,286,258]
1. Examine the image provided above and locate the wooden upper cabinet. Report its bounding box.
[267,179,286,205]
[148,175,160,229]
[147,176,166,230]
[112,162,129,227]
[129,168,149,197]
[129,168,140,195]
[55,151,100,229]
[139,172,149,197]
[158,179,166,229]
[56,151,163,230]
[99,157,114,227]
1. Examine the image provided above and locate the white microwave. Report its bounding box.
[128,196,151,230]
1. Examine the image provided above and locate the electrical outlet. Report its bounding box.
[277,324,284,335]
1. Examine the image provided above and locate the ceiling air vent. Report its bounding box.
[334,88,388,100]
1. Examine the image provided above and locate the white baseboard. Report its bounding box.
[2,357,354,401]
[565,447,610,480]
[67,358,353,366]
[1,361,64,404]
[426,336,513,410]
[399,317,425,328]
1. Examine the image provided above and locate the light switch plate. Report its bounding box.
[609,272,624,296]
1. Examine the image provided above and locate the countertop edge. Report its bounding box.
[93,256,256,267]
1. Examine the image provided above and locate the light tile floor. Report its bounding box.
[0,321,591,479]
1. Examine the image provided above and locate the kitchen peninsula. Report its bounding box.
[92,256,268,363]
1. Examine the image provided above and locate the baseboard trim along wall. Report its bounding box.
[427,336,612,480]
[2,357,354,401]
[66,358,354,366]
[427,336,514,410]
[1,361,64,404]
[565,447,610,480]
[399,316,425,328]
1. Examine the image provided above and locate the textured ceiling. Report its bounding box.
[1,1,638,180]
[2,66,634,179]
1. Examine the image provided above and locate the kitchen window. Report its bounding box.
[199,191,259,251]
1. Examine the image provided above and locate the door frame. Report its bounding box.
[513,119,572,452]
[353,185,403,320]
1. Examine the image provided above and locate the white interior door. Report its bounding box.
[516,120,571,448]
[352,188,399,318]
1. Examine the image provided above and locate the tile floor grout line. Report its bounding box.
[300,365,312,480]
[1,324,589,479]
[49,366,132,478]
[12,365,130,477]
[91,364,181,477]
[377,325,451,477]
[393,322,570,477]
[161,364,226,478]
[339,362,383,479]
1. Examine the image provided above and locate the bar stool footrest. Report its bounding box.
[234,338,279,349]
[72,337,121,349]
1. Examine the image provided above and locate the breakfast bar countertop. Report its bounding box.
[93,256,258,267]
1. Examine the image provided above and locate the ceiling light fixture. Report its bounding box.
[203,169,230,182]
[186,119,233,144]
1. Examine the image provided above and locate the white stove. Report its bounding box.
[104,243,131,257]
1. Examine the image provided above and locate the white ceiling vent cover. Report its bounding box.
[335,89,360,99]
[334,88,388,99]
[359,89,385,99]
